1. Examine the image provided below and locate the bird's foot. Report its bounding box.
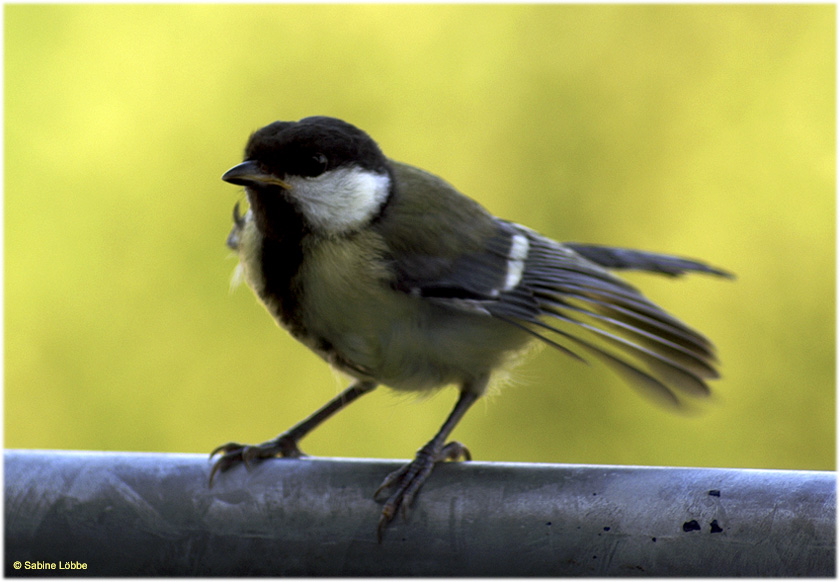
[208,434,304,486]
[374,440,471,541]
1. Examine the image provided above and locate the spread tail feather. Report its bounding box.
[489,234,728,407]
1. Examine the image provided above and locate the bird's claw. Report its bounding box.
[208,435,304,486]
[374,440,470,541]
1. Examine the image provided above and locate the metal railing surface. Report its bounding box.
[4,449,835,576]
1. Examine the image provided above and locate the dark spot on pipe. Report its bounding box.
[710,519,723,533]
[708,489,721,497]
[683,519,701,532]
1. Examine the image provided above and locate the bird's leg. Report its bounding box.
[209,380,377,485]
[375,386,481,541]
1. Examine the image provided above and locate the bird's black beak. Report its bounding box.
[222,161,292,189]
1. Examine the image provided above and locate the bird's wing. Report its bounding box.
[498,227,726,406]
[376,161,523,303]
[377,162,724,406]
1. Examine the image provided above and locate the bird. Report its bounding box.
[209,115,732,540]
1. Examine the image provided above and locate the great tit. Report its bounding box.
[211,116,732,539]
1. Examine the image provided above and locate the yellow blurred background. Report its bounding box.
[5,5,834,471]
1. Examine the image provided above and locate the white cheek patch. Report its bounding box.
[504,233,529,290]
[287,167,391,234]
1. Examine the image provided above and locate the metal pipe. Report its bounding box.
[4,449,835,576]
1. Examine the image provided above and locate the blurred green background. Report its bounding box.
[5,5,834,471]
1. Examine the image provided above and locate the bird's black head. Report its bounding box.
[223,117,394,236]
[241,116,390,181]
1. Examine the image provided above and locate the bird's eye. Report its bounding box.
[302,153,329,177]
